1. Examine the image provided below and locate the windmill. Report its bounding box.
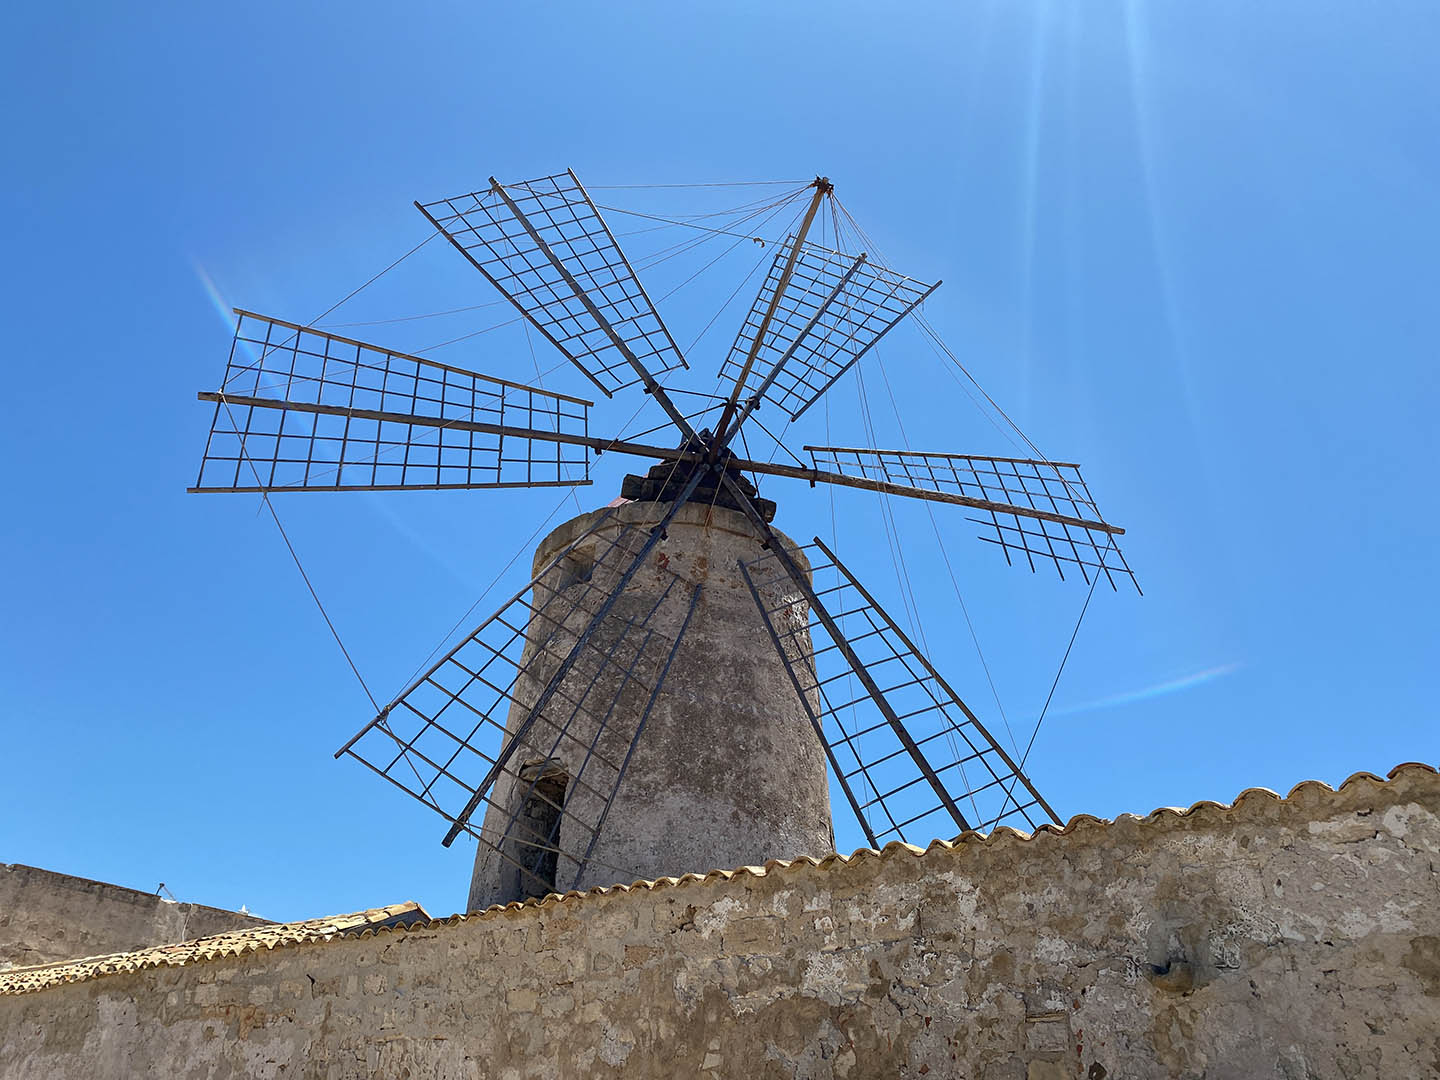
[192,171,1137,906]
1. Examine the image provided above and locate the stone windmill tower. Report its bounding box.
[467,489,832,909]
[192,170,1135,906]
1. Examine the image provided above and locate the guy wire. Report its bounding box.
[218,398,380,714]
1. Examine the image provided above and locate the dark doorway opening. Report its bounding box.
[506,761,569,902]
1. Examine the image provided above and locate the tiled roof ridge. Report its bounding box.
[2,762,1433,997]
[468,762,1437,911]
[0,902,427,996]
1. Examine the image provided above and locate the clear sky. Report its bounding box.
[3,3,1436,922]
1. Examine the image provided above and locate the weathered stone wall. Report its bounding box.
[0,865,268,971]
[2,765,1437,1079]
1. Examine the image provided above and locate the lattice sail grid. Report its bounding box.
[419,171,688,398]
[805,447,1138,592]
[718,239,937,422]
[339,513,700,894]
[739,539,1058,846]
[194,311,590,492]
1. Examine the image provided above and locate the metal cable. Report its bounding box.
[391,372,672,700]
[218,398,380,712]
[321,297,508,329]
[870,348,1021,757]
[992,538,1109,821]
[306,232,437,328]
[855,360,984,827]
[594,196,807,241]
[1023,556,1104,770]
[588,180,809,189]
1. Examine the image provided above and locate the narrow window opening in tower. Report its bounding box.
[557,547,595,592]
[505,761,569,903]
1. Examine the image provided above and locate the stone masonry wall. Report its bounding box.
[0,865,269,971]
[1,765,1436,1079]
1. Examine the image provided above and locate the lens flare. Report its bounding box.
[192,260,238,332]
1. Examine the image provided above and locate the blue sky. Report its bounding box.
[2,3,1435,922]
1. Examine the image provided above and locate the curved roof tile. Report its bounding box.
[2,762,1433,997]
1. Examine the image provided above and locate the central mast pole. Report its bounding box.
[711,176,833,450]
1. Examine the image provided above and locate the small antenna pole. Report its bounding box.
[712,176,833,448]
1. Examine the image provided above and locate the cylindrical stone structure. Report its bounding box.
[468,498,833,911]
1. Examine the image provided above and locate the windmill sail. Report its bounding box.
[192,311,591,492]
[187,171,1136,885]
[739,536,1059,846]
[717,238,937,425]
[417,170,689,399]
[803,446,1138,591]
[337,510,702,895]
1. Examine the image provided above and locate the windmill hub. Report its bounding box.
[619,430,777,521]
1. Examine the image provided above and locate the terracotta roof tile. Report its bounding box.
[0,902,428,996]
[2,762,1433,997]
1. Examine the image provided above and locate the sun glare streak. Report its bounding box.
[1050,662,1242,718]
[1060,3,1088,429]
[193,260,238,333]
[1121,2,1198,408]
[192,258,269,376]
[1016,4,1052,425]
[954,0,1001,170]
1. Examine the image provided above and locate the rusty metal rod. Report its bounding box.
[230,309,595,406]
[713,177,832,445]
[439,466,710,847]
[806,445,1082,470]
[192,392,1124,536]
[718,252,867,450]
[812,537,1061,826]
[738,558,881,850]
[487,177,700,443]
[718,471,974,835]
